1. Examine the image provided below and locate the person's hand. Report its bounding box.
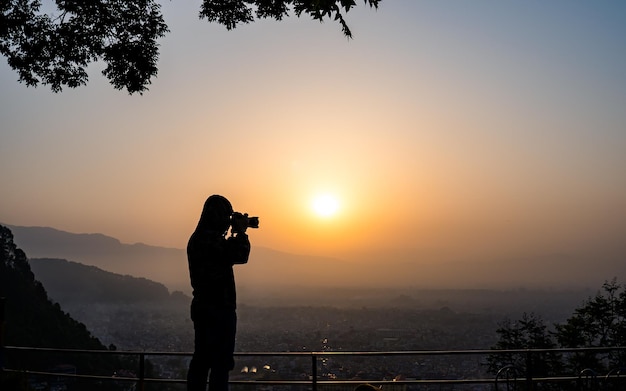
[231,212,248,234]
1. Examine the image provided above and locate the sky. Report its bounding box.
[1,1,625,283]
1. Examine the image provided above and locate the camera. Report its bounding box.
[231,212,259,233]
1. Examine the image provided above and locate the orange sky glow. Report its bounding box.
[1,1,625,289]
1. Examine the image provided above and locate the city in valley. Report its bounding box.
[56,285,591,389]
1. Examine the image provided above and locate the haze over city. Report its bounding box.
[1,1,625,290]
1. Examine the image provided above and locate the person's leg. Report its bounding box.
[207,310,237,391]
[208,367,230,391]
[187,319,211,391]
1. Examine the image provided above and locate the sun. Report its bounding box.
[311,194,340,218]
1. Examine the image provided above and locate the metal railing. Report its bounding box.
[2,345,625,390]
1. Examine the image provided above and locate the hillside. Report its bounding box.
[0,225,121,383]
[28,258,189,305]
[0,226,105,349]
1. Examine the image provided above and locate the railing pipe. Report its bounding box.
[3,345,625,389]
[526,349,534,391]
[139,351,145,391]
[311,353,317,391]
[0,297,4,370]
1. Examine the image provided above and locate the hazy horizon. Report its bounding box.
[6,223,623,296]
[2,2,625,288]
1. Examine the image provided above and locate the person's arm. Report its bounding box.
[226,233,250,265]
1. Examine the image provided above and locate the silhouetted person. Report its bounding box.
[187,195,253,391]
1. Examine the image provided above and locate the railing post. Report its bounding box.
[1,297,5,370]
[139,352,145,391]
[525,349,534,391]
[311,353,317,391]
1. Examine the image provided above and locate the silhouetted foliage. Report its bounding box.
[488,279,626,390]
[554,279,626,373]
[0,0,168,94]
[486,313,562,390]
[1,0,380,94]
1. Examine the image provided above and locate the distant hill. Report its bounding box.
[28,258,189,305]
[6,224,189,291]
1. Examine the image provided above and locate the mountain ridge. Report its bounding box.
[5,223,624,294]
[28,257,186,304]
[5,224,358,295]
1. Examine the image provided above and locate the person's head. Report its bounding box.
[196,195,233,233]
